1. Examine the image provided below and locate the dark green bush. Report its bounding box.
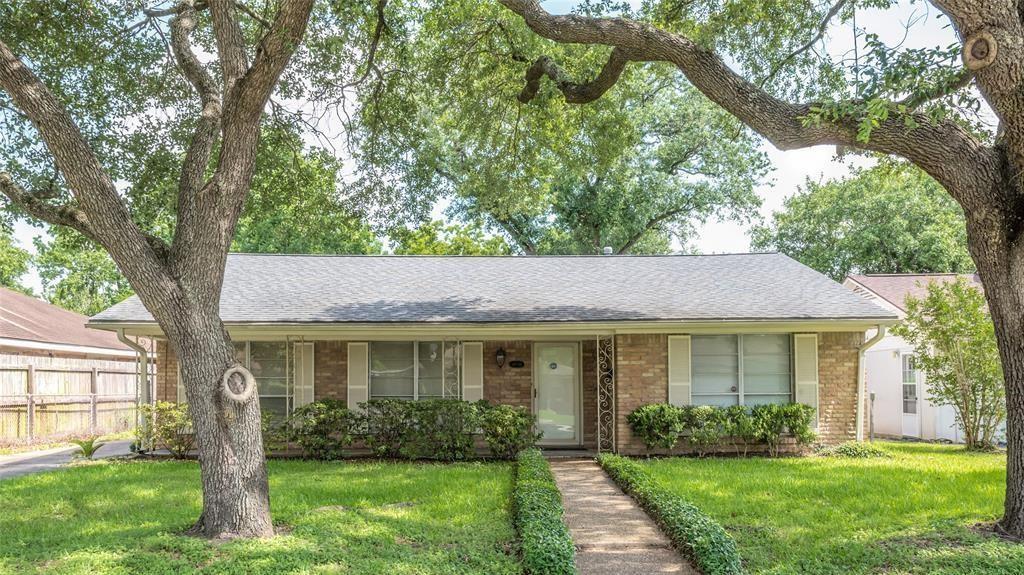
[627,403,686,451]
[479,402,541,460]
[514,449,575,575]
[137,401,194,458]
[598,454,744,575]
[722,406,757,457]
[817,441,890,458]
[361,399,410,458]
[751,403,817,457]
[683,405,726,457]
[400,399,481,461]
[287,400,361,459]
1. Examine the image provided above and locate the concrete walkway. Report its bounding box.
[548,459,699,575]
[0,440,134,480]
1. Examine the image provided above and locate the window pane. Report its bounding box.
[742,334,792,401]
[258,378,288,396]
[260,397,289,418]
[250,342,287,378]
[744,394,791,407]
[418,341,444,399]
[692,335,739,398]
[443,341,460,398]
[692,394,739,407]
[233,342,247,364]
[370,342,415,399]
[744,374,791,394]
[692,334,738,355]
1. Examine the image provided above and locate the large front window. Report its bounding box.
[691,334,793,407]
[369,341,461,401]
[233,341,289,416]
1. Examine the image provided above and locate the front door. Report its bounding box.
[534,343,580,446]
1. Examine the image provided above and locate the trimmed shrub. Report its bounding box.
[513,449,575,575]
[627,403,686,451]
[598,454,744,575]
[138,401,194,458]
[751,403,817,457]
[722,406,757,457]
[361,399,410,458]
[287,399,361,459]
[683,406,726,457]
[480,403,542,460]
[817,441,890,458]
[400,399,481,461]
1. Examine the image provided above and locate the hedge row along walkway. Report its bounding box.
[548,458,698,574]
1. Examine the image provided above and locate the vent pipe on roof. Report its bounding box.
[602,246,614,255]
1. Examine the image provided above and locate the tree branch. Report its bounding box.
[759,0,849,86]
[0,173,97,239]
[518,46,634,103]
[208,0,248,91]
[497,0,1003,212]
[342,0,389,90]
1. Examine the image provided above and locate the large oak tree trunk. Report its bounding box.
[170,322,272,539]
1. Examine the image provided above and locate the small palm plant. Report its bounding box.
[71,437,106,459]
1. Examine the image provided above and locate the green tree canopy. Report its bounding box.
[0,225,31,294]
[390,220,511,255]
[750,161,974,281]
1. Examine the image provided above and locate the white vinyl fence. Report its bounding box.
[0,355,152,441]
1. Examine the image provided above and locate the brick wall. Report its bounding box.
[155,340,177,402]
[614,333,669,454]
[482,341,532,409]
[817,331,865,444]
[313,341,347,401]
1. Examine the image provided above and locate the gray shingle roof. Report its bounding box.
[90,253,896,324]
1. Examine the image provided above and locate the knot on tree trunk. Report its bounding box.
[221,365,256,404]
[964,31,998,71]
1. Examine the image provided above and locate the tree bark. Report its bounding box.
[0,0,314,539]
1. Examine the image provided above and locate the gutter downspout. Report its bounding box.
[117,329,152,449]
[856,324,887,441]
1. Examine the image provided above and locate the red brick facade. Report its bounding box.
[154,331,865,454]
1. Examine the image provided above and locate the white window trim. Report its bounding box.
[690,333,795,407]
[369,340,462,401]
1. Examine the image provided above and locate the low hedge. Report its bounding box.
[598,453,744,575]
[513,449,575,575]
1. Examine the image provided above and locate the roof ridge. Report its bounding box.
[226,251,783,258]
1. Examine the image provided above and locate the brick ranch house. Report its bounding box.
[88,253,896,454]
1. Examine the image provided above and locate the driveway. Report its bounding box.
[0,440,134,480]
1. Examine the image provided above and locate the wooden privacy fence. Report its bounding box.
[0,356,150,441]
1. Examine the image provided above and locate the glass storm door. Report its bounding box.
[535,343,580,445]
[901,354,921,437]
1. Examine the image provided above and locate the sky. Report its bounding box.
[10,0,960,292]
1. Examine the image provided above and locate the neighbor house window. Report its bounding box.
[902,354,918,415]
[234,341,290,416]
[369,341,460,401]
[691,334,793,407]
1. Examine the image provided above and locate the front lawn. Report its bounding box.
[0,459,520,575]
[641,442,1020,574]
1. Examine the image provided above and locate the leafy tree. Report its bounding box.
[391,220,511,255]
[751,161,974,280]
[0,225,31,293]
[893,278,1005,450]
[34,228,132,316]
[495,0,1024,537]
[0,0,316,538]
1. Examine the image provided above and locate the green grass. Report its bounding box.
[641,442,1021,575]
[0,459,520,575]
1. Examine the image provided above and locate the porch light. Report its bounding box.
[495,347,506,368]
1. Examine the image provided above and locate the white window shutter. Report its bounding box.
[667,335,692,406]
[176,363,186,404]
[347,342,369,410]
[293,343,315,408]
[461,342,484,402]
[794,334,819,426]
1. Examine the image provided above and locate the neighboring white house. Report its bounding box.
[844,273,983,443]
